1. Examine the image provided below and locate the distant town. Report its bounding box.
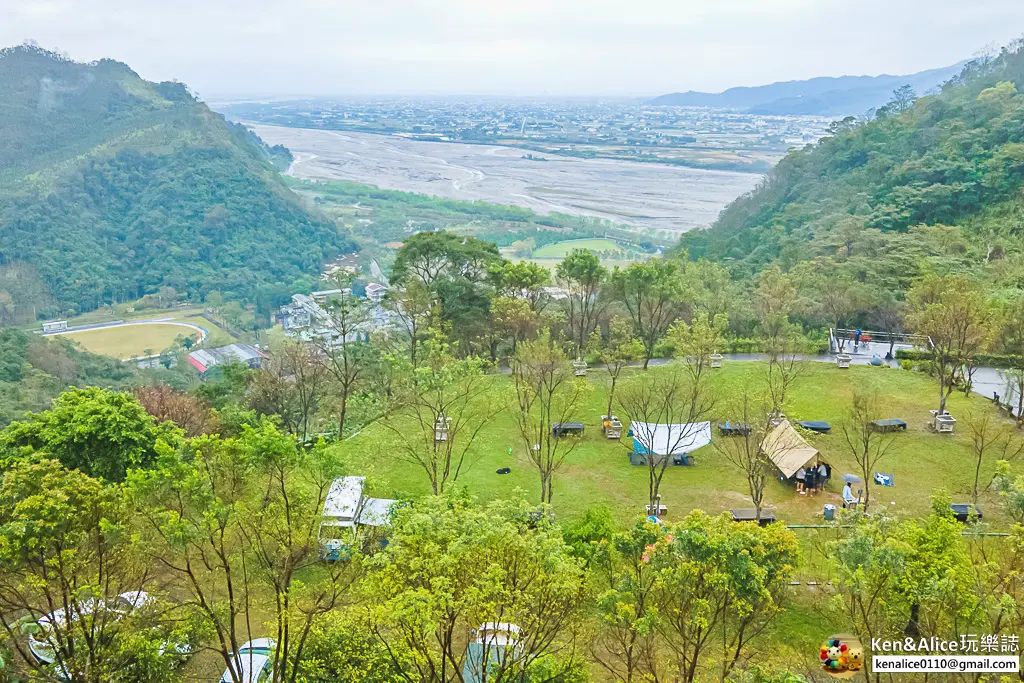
[218,98,834,173]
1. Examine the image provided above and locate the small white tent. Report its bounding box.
[629,421,712,466]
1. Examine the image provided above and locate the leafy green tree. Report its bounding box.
[363,495,587,683]
[611,259,688,369]
[490,260,551,313]
[391,232,500,289]
[0,459,183,683]
[511,332,591,504]
[0,387,178,481]
[556,250,607,355]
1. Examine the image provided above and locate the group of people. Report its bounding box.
[795,461,829,495]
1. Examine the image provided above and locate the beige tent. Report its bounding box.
[762,419,820,479]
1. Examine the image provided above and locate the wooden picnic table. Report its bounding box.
[552,422,585,437]
[730,508,778,526]
[871,418,907,432]
[718,422,751,436]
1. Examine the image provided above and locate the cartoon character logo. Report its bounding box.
[819,634,863,679]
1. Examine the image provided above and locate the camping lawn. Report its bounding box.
[338,360,1019,528]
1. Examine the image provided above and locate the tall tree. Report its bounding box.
[754,266,797,365]
[587,317,644,420]
[511,332,591,504]
[363,495,587,683]
[907,274,995,413]
[386,279,434,367]
[611,259,688,369]
[715,390,777,521]
[556,249,607,355]
[840,391,899,510]
[382,329,501,495]
[617,363,714,514]
[315,281,374,438]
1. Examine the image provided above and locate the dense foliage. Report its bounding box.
[0,328,136,426]
[0,45,355,317]
[681,41,1024,298]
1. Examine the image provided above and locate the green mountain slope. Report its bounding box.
[0,45,353,317]
[681,41,1024,294]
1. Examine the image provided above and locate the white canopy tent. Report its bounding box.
[629,421,712,465]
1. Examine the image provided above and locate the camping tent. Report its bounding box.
[630,421,712,466]
[762,419,820,478]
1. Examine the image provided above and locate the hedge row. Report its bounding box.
[894,349,1024,369]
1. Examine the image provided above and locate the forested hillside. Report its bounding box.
[0,45,354,319]
[681,40,1024,298]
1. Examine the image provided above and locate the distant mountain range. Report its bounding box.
[647,62,968,116]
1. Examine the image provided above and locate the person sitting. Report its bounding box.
[842,482,858,508]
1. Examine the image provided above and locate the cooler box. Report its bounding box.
[823,504,836,521]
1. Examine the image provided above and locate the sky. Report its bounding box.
[1,0,1023,98]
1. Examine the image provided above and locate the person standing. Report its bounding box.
[796,467,806,494]
[817,461,828,493]
[804,466,817,496]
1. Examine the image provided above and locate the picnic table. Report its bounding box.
[796,421,831,433]
[950,504,983,523]
[552,422,585,437]
[871,418,907,433]
[718,422,752,437]
[730,508,778,526]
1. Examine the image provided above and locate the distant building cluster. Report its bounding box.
[188,343,265,375]
[277,283,393,345]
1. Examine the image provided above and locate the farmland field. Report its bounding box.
[531,238,622,258]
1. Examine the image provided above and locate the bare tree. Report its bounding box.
[315,280,373,438]
[617,363,714,514]
[134,384,218,436]
[715,391,776,520]
[383,329,502,495]
[386,279,433,367]
[511,331,591,504]
[248,341,329,440]
[965,413,1024,505]
[840,391,899,510]
[587,317,644,420]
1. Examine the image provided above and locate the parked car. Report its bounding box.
[28,591,191,669]
[220,639,275,683]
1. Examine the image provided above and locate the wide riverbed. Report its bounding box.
[249,124,764,235]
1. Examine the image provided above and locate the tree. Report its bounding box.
[715,390,776,521]
[587,317,644,420]
[363,495,587,683]
[315,280,374,438]
[205,290,224,315]
[491,296,539,359]
[490,260,551,313]
[650,512,798,683]
[129,423,359,683]
[248,340,328,441]
[387,279,434,367]
[617,362,714,514]
[511,332,591,504]
[792,259,867,351]
[964,413,1024,505]
[382,329,501,495]
[0,459,183,683]
[907,275,996,413]
[611,259,688,369]
[391,232,500,289]
[840,391,899,510]
[754,266,797,365]
[873,297,907,359]
[0,387,178,482]
[996,294,1024,417]
[134,385,218,437]
[556,249,607,355]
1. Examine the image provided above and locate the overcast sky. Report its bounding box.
[2,0,1022,98]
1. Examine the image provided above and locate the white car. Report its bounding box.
[220,639,275,683]
[28,591,192,670]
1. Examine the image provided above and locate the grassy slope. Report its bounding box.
[339,361,1014,526]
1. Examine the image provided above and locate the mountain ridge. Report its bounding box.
[0,45,354,319]
[647,62,967,116]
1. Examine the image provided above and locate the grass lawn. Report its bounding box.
[63,323,193,359]
[338,361,1020,528]
[532,238,622,258]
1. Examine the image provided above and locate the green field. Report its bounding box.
[340,361,1017,527]
[62,323,197,359]
[531,238,623,258]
